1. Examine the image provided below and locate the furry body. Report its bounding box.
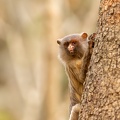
[57,33,95,120]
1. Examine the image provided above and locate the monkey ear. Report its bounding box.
[81,32,88,40]
[57,39,61,45]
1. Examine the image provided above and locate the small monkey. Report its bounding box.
[57,33,95,120]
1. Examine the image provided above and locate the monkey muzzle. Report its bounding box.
[68,44,74,53]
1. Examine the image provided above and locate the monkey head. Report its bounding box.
[57,33,88,64]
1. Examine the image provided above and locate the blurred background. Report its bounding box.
[0,0,99,120]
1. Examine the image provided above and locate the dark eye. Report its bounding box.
[64,42,69,47]
[72,42,76,45]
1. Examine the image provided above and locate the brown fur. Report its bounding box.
[66,46,92,111]
[57,33,95,120]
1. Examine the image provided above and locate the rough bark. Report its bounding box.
[79,0,120,119]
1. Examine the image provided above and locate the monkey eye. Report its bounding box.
[64,42,69,47]
[72,41,76,45]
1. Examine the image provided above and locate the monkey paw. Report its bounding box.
[88,33,96,54]
[69,104,80,120]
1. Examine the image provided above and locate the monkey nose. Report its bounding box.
[68,45,74,53]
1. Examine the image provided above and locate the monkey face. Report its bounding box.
[63,40,81,56]
[57,33,88,62]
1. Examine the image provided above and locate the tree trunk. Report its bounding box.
[79,0,120,119]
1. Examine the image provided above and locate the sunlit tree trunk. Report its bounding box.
[45,0,65,120]
[79,0,120,119]
[1,1,48,120]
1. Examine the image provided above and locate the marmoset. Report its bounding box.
[57,33,95,120]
